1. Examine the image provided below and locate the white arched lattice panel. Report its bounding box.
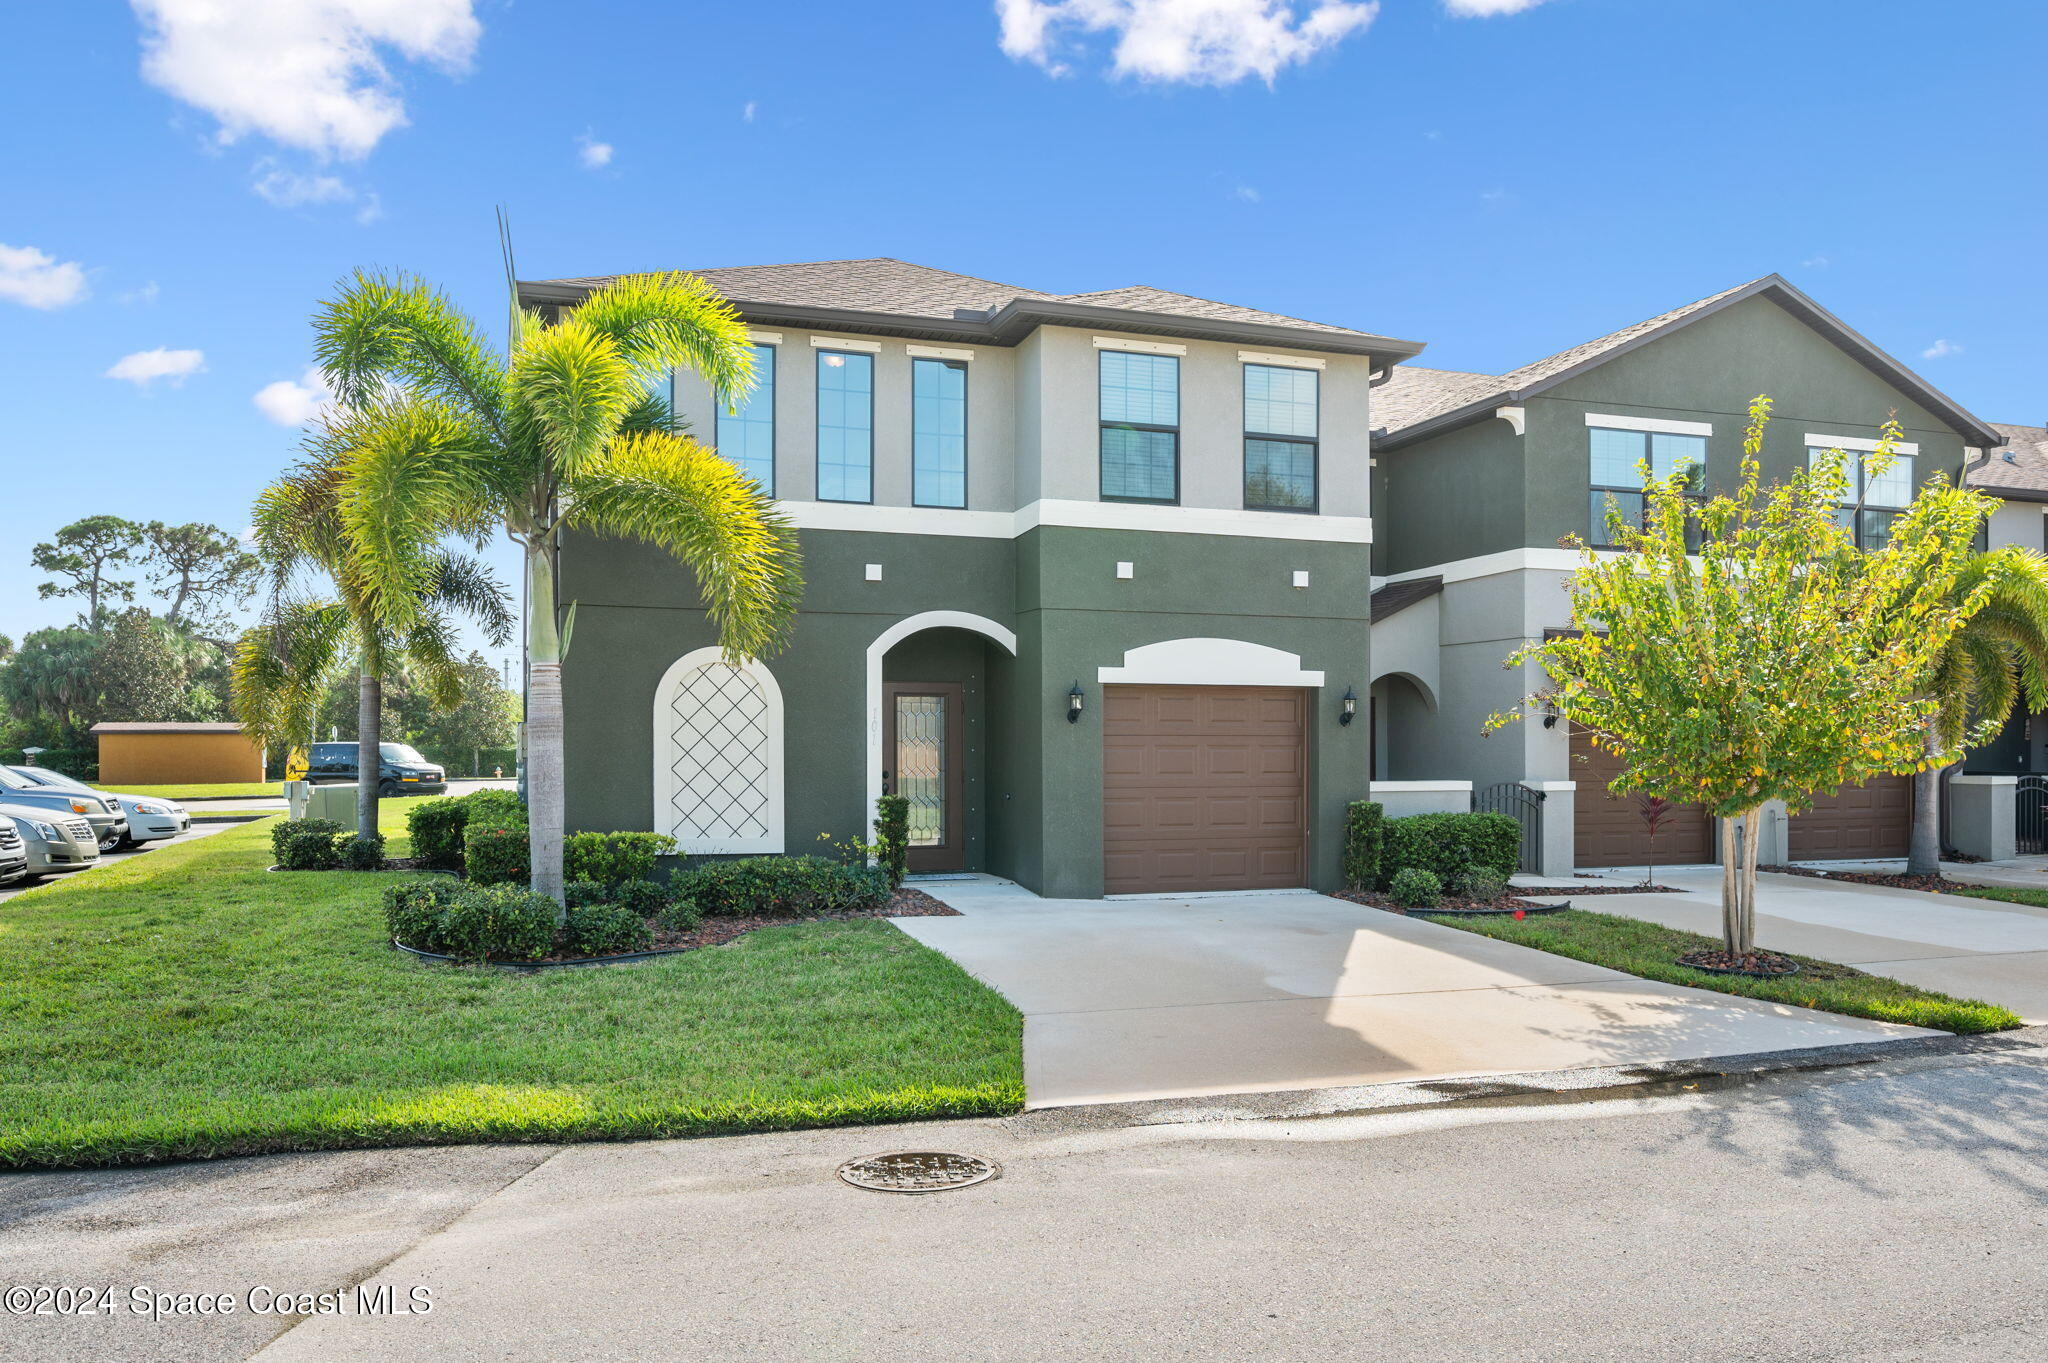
[653,649,784,854]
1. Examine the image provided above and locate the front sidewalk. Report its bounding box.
[893,876,1936,1108]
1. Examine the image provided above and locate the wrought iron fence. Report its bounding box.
[2018,776,2048,855]
[1472,782,1544,874]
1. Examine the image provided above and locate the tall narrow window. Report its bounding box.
[715,343,776,494]
[1810,444,1914,551]
[1244,363,1318,511]
[912,358,968,508]
[1099,350,1179,503]
[816,349,874,503]
[1588,427,1705,547]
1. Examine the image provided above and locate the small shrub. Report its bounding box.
[1389,867,1443,910]
[657,897,704,932]
[1450,863,1510,903]
[273,818,344,871]
[1343,801,1385,891]
[433,885,558,962]
[565,902,653,957]
[406,798,468,869]
[874,794,909,889]
[1379,811,1520,888]
[612,879,672,918]
[464,819,529,885]
[563,879,612,909]
[382,878,455,948]
[564,831,677,886]
[460,788,528,824]
[672,856,891,919]
[337,833,387,871]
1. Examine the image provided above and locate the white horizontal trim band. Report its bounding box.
[905,344,974,361]
[1805,431,1920,455]
[1369,780,1473,793]
[779,498,1372,544]
[810,336,882,353]
[1585,413,1714,437]
[747,330,784,345]
[1093,336,1187,356]
[1237,350,1326,370]
[1383,546,1589,586]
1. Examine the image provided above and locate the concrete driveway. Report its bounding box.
[1529,868,2048,1024]
[894,877,1937,1108]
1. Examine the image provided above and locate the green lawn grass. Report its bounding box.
[1952,885,2048,911]
[108,782,282,800]
[1420,906,2020,1034]
[0,801,1023,1169]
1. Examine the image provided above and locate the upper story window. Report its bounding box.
[1588,426,1705,547]
[1099,350,1179,504]
[816,349,874,504]
[912,357,968,509]
[715,343,776,494]
[1243,363,1318,512]
[1809,443,1914,551]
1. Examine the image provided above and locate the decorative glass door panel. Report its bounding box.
[883,682,966,872]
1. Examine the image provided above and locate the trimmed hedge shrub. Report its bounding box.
[337,833,387,871]
[1450,863,1509,903]
[564,831,677,886]
[382,880,557,962]
[657,897,703,932]
[273,818,344,871]
[1343,801,1384,891]
[612,879,672,918]
[464,820,529,885]
[874,794,909,889]
[1389,867,1444,909]
[382,879,447,949]
[1379,811,1520,888]
[405,798,468,870]
[562,879,612,909]
[672,855,891,919]
[565,902,653,957]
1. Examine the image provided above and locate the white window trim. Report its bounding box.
[1092,335,1186,356]
[1238,350,1327,370]
[777,498,1372,544]
[1805,431,1921,455]
[866,612,1019,813]
[652,648,785,855]
[809,335,882,353]
[746,330,784,345]
[906,344,974,361]
[1584,413,1714,437]
[1097,637,1324,688]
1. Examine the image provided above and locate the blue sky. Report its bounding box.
[5,0,2044,670]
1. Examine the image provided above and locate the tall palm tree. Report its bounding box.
[234,451,512,838]
[308,271,800,900]
[1906,547,2048,876]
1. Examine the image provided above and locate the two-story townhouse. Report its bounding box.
[516,259,1422,898]
[1367,274,2009,875]
[1960,423,2048,838]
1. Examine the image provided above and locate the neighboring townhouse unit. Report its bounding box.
[1963,423,2048,786]
[517,259,1421,898]
[1368,275,2010,874]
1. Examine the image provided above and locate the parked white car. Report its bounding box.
[4,765,189,848]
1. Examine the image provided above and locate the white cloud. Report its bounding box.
[131,0,481,160]
[252,161,354,207]
[106,347,206,388]
[253,366,336,425]
[119,281,162,305]
[1801,254,1831,269]
[0,243,89,309]
[1233,184,1261,202]
[995,0,1378,84]
[743,100,757,122]
[1921,338,1963,360]
[1443,0,1552,14]
[577,133,613,169]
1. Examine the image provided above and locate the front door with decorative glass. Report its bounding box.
[883,682,965,872]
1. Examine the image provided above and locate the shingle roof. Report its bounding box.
[1371,366,1506,433]
[1370,575,1444,623]
[1969,422,2048,501]
[1054,284,1376,339]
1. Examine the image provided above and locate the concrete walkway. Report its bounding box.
[1525,868,2048,1024]
[895,877,1937,1108]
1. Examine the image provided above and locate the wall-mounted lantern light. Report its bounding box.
[1067,681,1085,724]
[1339,687,1358,727]
[1541,696,1561,729]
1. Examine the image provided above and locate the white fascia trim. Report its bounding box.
[779,498,1372,544]
[747,330,784,345]
[1804,431,1921,455]
[1368,780,1473,793]
[1099,637,1324,688]
[1092,335,1186,356]
[866,612,1019,815]
[810,335,883,353]
[1237,350,1326,370]
[1585,412,1714,437]
[906,344,974,361]
[1382,546,1589,586]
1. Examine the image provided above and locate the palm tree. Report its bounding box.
[308,270,800,900]
[234,451,512,839]
[1906,547,2048,876]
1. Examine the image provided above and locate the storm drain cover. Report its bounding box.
[836,1151,1000,1194]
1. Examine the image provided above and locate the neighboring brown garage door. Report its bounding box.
[1571,727,1714,869]
[1103,685,1308,895]
[1788,776,1910,860]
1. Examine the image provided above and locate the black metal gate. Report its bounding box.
[2019,776,2048,855]
[1473,782,1544,874]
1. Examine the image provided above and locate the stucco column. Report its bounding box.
[1948,775,2017,863]
[1757,799,1790,865]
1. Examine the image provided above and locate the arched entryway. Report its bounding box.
[1368,671,1436,781]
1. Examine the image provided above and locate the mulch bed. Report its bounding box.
[1334,889,1560,917]
[1759,864,1955,894]
[1676,948,1801,978]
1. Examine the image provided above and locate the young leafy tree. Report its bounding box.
[1495,397,1996,963]
[32,516,143,630]
[140,521,264,636]
[311,270,800,902]
[93,608,188,722]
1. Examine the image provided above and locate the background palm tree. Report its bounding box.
[1906,547,2048,876]
[308,270,800,900]
[234,451,512,838]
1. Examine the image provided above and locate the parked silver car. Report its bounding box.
[5,765,188,848]
[0,803,100,879]
[0,818,27,885]
[0,767,127,851]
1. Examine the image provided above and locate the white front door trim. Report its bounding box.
[1097,637,1325,688]
[866,611,1020,812]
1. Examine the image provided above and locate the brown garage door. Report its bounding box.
[1103,685,1308,895]
[1571,727,1714,869]
[1788,776,1910,859]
